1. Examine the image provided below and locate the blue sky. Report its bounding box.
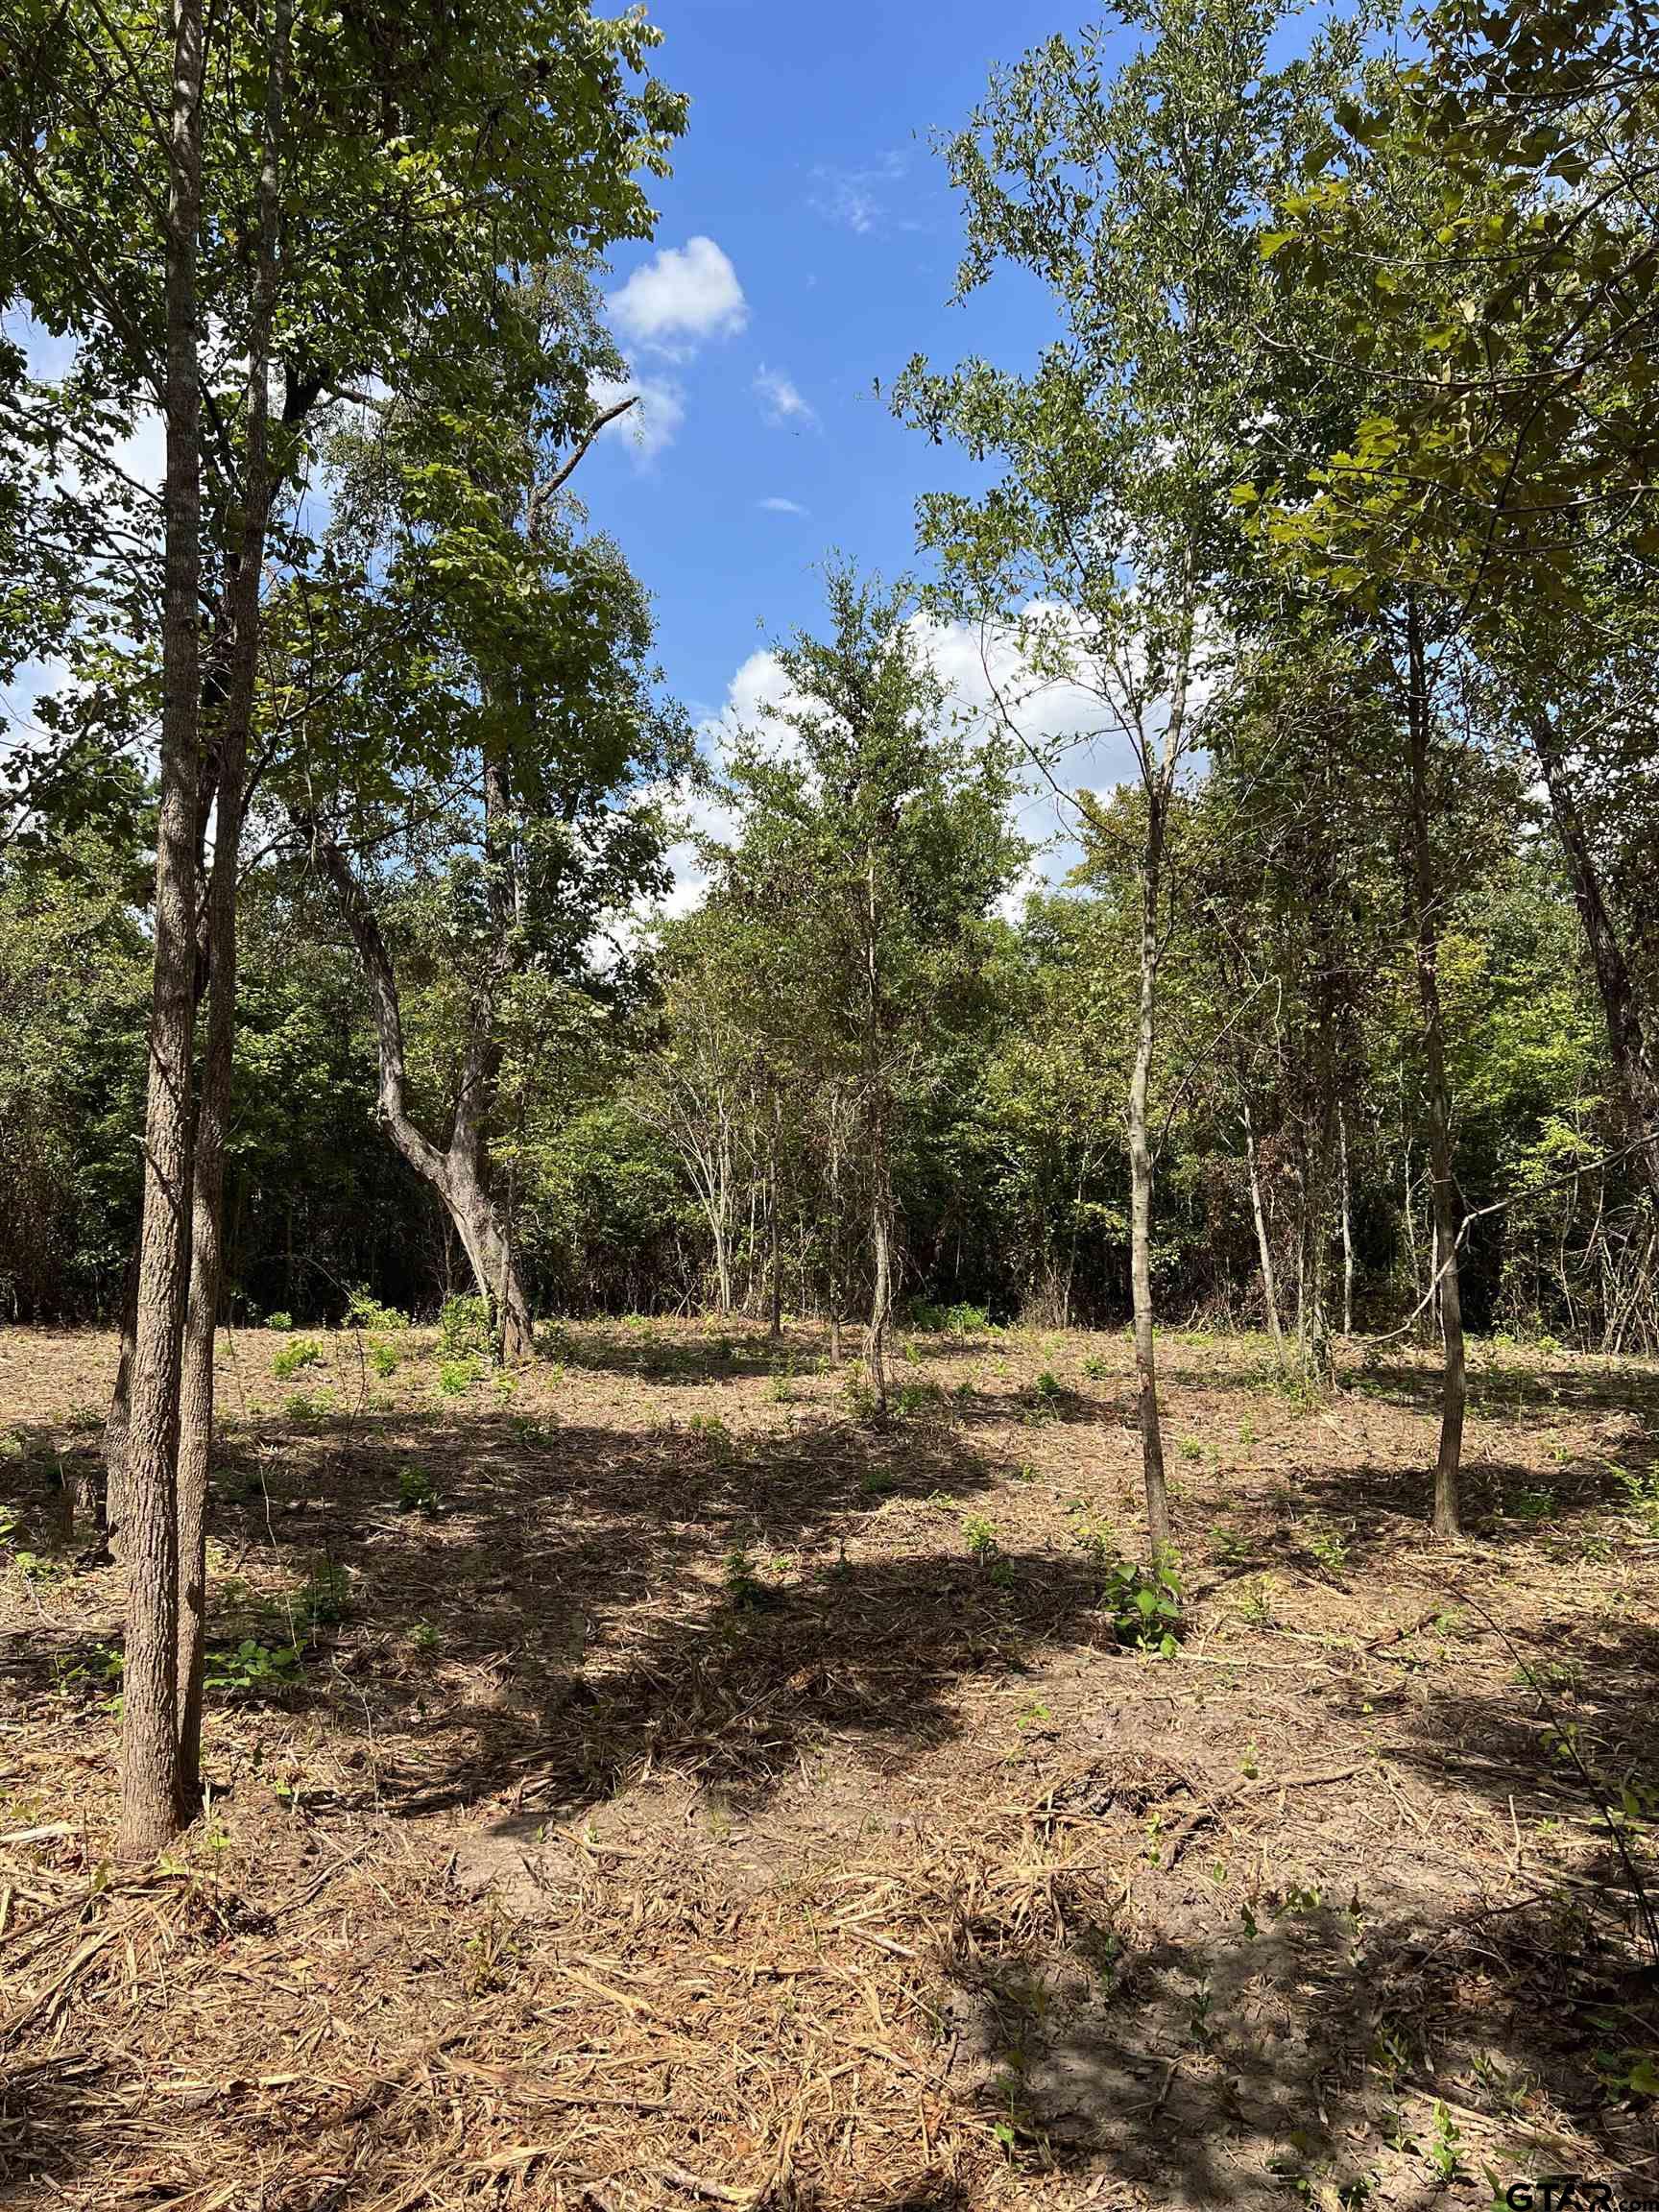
[580,0,1110,732]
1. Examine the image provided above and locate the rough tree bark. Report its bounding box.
[1405,600,1464,1541]
[175,0,288,1804]
[118,0,204,1862]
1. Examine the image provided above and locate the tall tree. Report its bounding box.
[895,0,1334,1550]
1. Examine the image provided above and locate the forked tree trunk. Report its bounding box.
[119,0,204,1863]
[1406,602,1464,1540]
[175,0,288,1804]
[305,825,534,1361]
[1241,1095,1286,1365]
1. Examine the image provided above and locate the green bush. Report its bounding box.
[440,1292,491,1358]
[346,1286,409,1333]
[910,1300,991,1334]
[272,1335,323,1379]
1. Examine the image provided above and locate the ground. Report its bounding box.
[1,1317,1657,2211]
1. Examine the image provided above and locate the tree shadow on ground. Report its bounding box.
[922,1612,1659,2203]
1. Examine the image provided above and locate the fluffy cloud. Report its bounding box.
[757,495,808,517]
[607,236,747,356]
[754,365,819,432]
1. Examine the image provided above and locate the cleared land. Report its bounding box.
[1,1319,1656,2209]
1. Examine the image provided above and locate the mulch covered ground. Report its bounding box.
[1,1317,1656,2209]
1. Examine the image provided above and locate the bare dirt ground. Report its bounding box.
[1,1317,1657,2211]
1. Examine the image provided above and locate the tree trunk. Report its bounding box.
[175,0,287,1804]
[1129,814,1170,1559]
[1241,1095,1286,1364]
[827,1119,843,1362]
[99,1247,140,1551]
[1530,713,1659,1200]
[1406,601,1464,1540]
[304,822,534,1360]
[767,1107,782,1340]
[1338,1100,1355,1336]
[866,1142,893,1419]
[119,0,204,1863]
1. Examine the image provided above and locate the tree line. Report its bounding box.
[1,0,1655,1851]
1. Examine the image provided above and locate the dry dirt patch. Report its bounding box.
[1,1320,1656,2208]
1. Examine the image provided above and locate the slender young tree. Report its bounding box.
[895,0,1334,1549]
[710,567,1021,1415]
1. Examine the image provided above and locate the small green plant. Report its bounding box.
[1081,1351,1110,1381]
[1237,1574,1277,1627]
[688,1410,735,1458]
[438,1357,478,1397]
[1507,1484,1556,1523]
[859,1467,896,1498]
[369,1341,399,1379]
[1611,1458,1659,1535]
[439,1292,491,1358]
[204,1636,301,1700]
[910,1300,990,1334]
[296,1558,349,1628]
[1026,1362,1066,1415]
[397,1463,442,1515]
[1178,1435,1204,1462]
[1209,1522,1248,1568]
[409,1621,443,1660]
[1239,1741,1261,1780]
[54,1640,124,1704]
[272,1335,323,1379]
[1100,1555,1183,1658]
[267,1311,294,1332]
[1306,1524,1351,1578]
[1237,1414,1256,1446]
[963,1512,1001,1563]
[1426,2100,1464,2184]
[723,1546,772,1609]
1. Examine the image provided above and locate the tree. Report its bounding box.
[275,274,684,1360]
[706,567,1021,1415]
[1,0,685,1850]
[895,0,1332,1550]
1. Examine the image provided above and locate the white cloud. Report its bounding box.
[590,367,685,466]
[607,236,747,356]
[757,495,808,517]
[754,366,819,432]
